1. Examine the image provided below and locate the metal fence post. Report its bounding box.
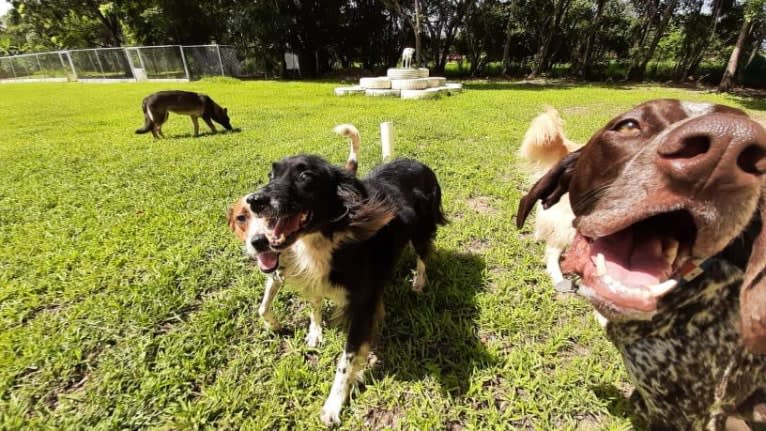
[64,51,77,80]
[179,46,191,80]
[215,44,225,76]
[136,47,147,71]
[35,53,44,77]
[122,48,137,80]
[94,50,105,77]
[9,56,17,78]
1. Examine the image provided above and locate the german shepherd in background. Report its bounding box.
[135,90,233,138]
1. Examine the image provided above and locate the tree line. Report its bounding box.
[1,0,765,89]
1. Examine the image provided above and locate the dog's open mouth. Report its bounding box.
[562,210,697,315]
[256,251,280,273]
[265,211,312,250]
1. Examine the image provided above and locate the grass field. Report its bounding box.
[1,79,764,430]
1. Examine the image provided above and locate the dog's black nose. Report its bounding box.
[250,234,270,252]
[246,192,269,213]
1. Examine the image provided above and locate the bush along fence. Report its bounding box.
[0,44,257,82]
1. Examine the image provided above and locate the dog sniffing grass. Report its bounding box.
[0,80,762,429]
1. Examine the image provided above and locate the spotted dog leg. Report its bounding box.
[411,257,427,292]
[319,296,380,426]
[259,274,282,331]
[306,297,324,348]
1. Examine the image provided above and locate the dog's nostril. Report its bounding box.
[659,135,711,159]
[737,144,766,175]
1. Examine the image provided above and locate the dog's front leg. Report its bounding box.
[191,116,200,137]
[320,299,378,426]
[306,297,323,347]
[202,116,217,134]
[259,274,282,331]
[411,257,427,292]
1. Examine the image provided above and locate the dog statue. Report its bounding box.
[402,47,415,69]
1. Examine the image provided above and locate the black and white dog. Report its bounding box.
[242,152,446,425]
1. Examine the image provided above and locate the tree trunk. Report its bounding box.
[527,0,572,79]
[679,0,723,81]
[414,0,422,66]
[720,18,753,92]
[501,13,514,74]
[527,16,553,79]
[628,0,678,81]
[576,0,606,79]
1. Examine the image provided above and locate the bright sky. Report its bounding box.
[0,1,11,16]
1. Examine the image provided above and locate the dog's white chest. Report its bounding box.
[282,233,347,306]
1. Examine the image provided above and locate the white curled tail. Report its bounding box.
[334,123,361,175]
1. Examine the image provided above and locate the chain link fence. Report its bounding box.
[0,44,256,82]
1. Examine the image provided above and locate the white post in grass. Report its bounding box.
[380,122,394,162]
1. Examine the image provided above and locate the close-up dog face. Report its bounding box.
[519,99,766,323]
[246,155,346,252]
[228,196,280,273]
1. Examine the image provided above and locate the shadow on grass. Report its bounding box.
[591,384,647,429]
[374,249,494,397]
[463,81,635,92]
[163,128,243,140]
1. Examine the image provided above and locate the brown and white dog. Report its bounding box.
[517,99,766,429]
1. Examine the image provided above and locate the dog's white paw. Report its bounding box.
[261,313,281,332]
[411,270,427,292]
[320,398,343,426]
[306,326,323,348]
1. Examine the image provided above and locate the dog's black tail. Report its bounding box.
[135,100,152,134]
[432,184,448,226]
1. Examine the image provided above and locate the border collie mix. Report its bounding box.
[230,125,446,425]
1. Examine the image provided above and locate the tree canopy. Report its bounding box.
[1,0,765,87]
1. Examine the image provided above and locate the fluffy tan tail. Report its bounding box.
[334,124,361,175]
[518,107,578,171]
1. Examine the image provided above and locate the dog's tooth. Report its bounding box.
[592,253,607,277]
[663,239,679,264]
[649,279,677,297]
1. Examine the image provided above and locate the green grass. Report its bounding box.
[1,80,763,430]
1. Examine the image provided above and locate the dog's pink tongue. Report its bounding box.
[257,251,279,272]
[593,230,668,287]
[273,215,301,237]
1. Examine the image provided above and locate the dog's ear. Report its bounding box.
[227,205,237,232]
[741,188,766,354]
[516,150,580,229]
[224,107,228,114]
[336,181,395,241]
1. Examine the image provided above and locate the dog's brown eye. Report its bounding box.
[236,214,247,222]
[299,171,312,182]
[614,119,640,136]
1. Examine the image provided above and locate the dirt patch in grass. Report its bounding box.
[466,238,490,254]
[466,196,497,216]
[574,413,604,430]
[364,405,403,430]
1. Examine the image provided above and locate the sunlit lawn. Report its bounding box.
[1,79,762,429]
